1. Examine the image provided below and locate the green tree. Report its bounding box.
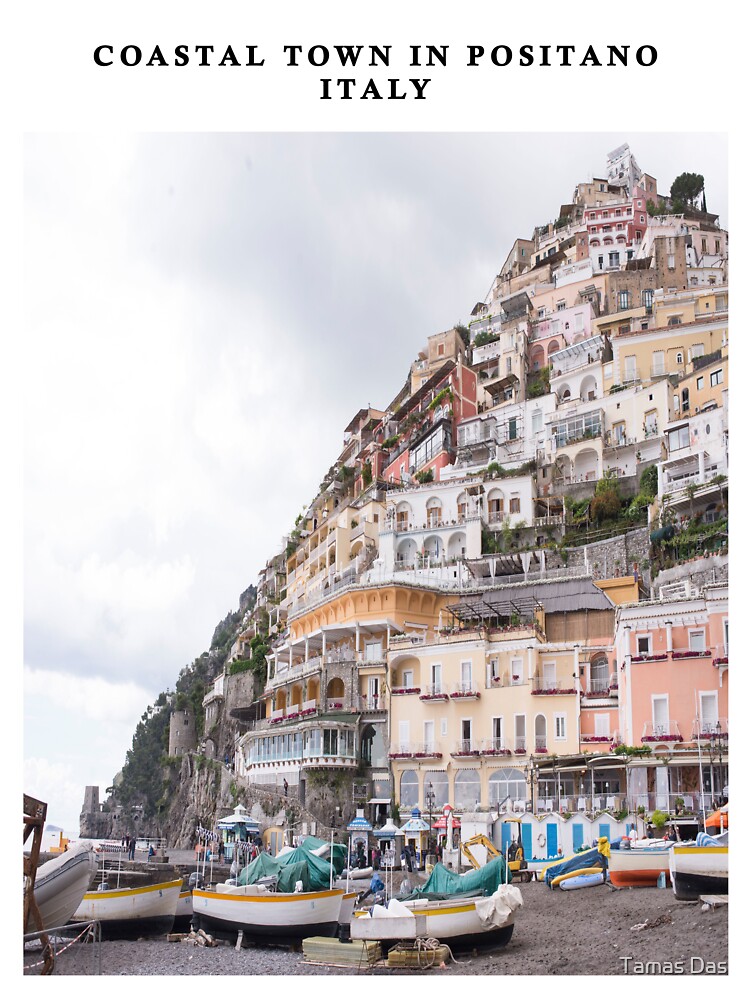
[640,465,658,499]
[670,172,705,210]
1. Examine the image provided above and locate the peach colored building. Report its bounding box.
[614,584,728,813]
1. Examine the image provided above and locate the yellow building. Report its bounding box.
[387,577,619,815]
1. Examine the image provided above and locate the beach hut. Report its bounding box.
[398,807,431,868]
[346,809,373,869]
[217,804,261,863]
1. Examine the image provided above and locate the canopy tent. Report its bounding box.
[347,814,374,833]
[399,807,431,834]
[705,803,729,834]
[217,804,261,833]
[374,817,401,840]
[432,815,461,830]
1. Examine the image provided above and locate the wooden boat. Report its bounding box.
[350,884,522,950]
[173,886,193,931]
[27,840,96,931]
[192,883,346,941]
[608,845,672,888]
[669,836,728,900]
[551,866,605,888]
[72,877,183,938]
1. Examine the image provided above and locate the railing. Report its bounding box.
[453,739,482,755]
[388,742,442,759]
[627,791,710,815]
[533,514,565,527]
[642,720,682,742]
[350,521,365,541]
[650,366,667,378]
[422,683,446,698]
[692,718,728,740]
[488,671,528,689]
[360,696,387,711]
[533,736,548,752]
[390,631,428,648]
[452,681,477,696]
[514,738,527,754]
[480,737,509,755]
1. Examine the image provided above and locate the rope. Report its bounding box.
[24,922,95,971]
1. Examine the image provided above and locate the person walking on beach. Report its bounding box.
[128,836,136,860]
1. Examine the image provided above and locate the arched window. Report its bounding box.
[426,497,442,528]
[400,769,419,807]
[422,770,449,812]
[454,769,481,810]
[534,714,548,752]
[589,653,609,694]
[488,768,527,806]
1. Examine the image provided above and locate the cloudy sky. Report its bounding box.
[23,133,727,833]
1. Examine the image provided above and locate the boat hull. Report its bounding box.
[72,878,182,938]
[192,886,345,942]
[609,848,672,888]
[28,842,97,932]
[173,889,194,931]
[669,846,728,901]
[351,894,517,950]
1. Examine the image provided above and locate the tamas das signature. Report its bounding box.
[620,956,727,975]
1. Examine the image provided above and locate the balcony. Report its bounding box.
[642,721,683,743]
[452,739,483,757]
[581,731,621,745]
[419,684,449,702]
[388,742,442,760]
[450,683,480,700]
[582,676,619,700]
[531,676,577,696]
[478,738,512,757]
[361,695,387,712]
[513,738,527,756]
[671,647,711,660]
[692,718,728,741]
[488,671,528,689]
[392,686,421,696]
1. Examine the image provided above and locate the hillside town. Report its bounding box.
[84,143,729,866]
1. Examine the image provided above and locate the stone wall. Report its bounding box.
[564,525,651,581]
[651,554,728,597]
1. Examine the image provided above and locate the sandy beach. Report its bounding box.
[30,879,728,977]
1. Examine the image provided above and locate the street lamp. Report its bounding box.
[425,782,435,853]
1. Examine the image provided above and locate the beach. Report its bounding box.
[37,879,728,976]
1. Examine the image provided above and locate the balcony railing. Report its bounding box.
[488,671,528,689]
[581,730,621,745]
[531,675,577,695]
[533,736,549,753]
[692,718,728,741]
[453,739,482,756]
[362,695,387,712]
[642,721,682,743]
[514,738,527,755]
[388,742,442,759]
[479,738,511,756]
[420,683,449,702]
[450,682,480,699]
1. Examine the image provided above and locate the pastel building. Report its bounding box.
[239,584,450,818]
[614,584,728,813]
[387,576,622,815]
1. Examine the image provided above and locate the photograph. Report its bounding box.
[16,0,736,982]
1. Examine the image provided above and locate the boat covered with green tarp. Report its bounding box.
[403,856,508,900]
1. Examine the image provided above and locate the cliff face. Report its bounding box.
[159,754,233,849]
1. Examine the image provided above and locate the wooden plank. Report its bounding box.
[700,894,729,906]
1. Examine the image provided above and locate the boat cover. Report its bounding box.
[238,845,338,892]
[475,884,523,928]
[543,848,604,885]
[406,856,507,899]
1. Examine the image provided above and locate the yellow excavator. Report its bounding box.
[460,829,532,883]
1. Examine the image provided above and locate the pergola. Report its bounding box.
[444,591,543,627]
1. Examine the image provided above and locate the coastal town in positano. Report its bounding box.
[25,142,729,975]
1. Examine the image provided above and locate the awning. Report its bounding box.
[432,816,461,830]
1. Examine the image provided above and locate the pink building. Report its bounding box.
[614,583,728,813]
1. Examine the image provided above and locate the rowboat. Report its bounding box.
[608,845,672,888]
[173,886,194,931]
[350,884,522,949]
[72,877,183,938]
[192,884,346,941]
[27,840,96,931]
[669,835,728,900]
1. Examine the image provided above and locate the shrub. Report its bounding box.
[640,465,658,499]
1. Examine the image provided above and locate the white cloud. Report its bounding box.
[24,666,153,724]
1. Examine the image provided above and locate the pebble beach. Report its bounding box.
[35,878,728,977]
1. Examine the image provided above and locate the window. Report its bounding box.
[437,343,444,356]
[652,350,665,376]
[699,692,719,730]
[701,238,708,252]
[691,343,704,360]
[440,717,448,737]
[509,495,521,513]
[668,425,690,451]
[710,369,724,387]
[461,718,472,744]
[668,316,682,326]
[652,695,669,736]
[675,351,683,365]
[667,254,675,270]
[508,417,518,440]
[402,669,414,688]
[542,661,556,690]
[681,388,690,413]
[612,421,626,445]
[510,658,523,685]
[689,630,706,652]
[697,376,704,391]
[623,355,637,382]
[557,300,566,311]
[636,634,651,656]
[617,290,629,310]
[492,717,504,746]
[594,715,610,737]
[609,251,619,268]
[531,409,543,434]
[424,719,435,750]
[554,714,567,740]
[460,661,473,692]
[431,663,442,692]
[590,654,609,692]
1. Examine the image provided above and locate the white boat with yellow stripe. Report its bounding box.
[192,883,346,941]
[350,884,522,949]
[72,877,183,938]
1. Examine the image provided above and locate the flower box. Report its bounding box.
[642,734,683,743]
[388,752,411,759]
[413,751,442,759]
[535,747,548,754]
[672,650,709,659]
[299,707,317,717]
[631,654,668,662]
[713,657,728,666]
[327,702,343,710]
[450,691,480,699]
[532,687,577,696]
[482,748,512,756]
[698,731,728,741]
[419,693,449,702]
[582,735,612,742]
[491,677,501,685]
[392,687,421,695]
[514,748,527,755]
